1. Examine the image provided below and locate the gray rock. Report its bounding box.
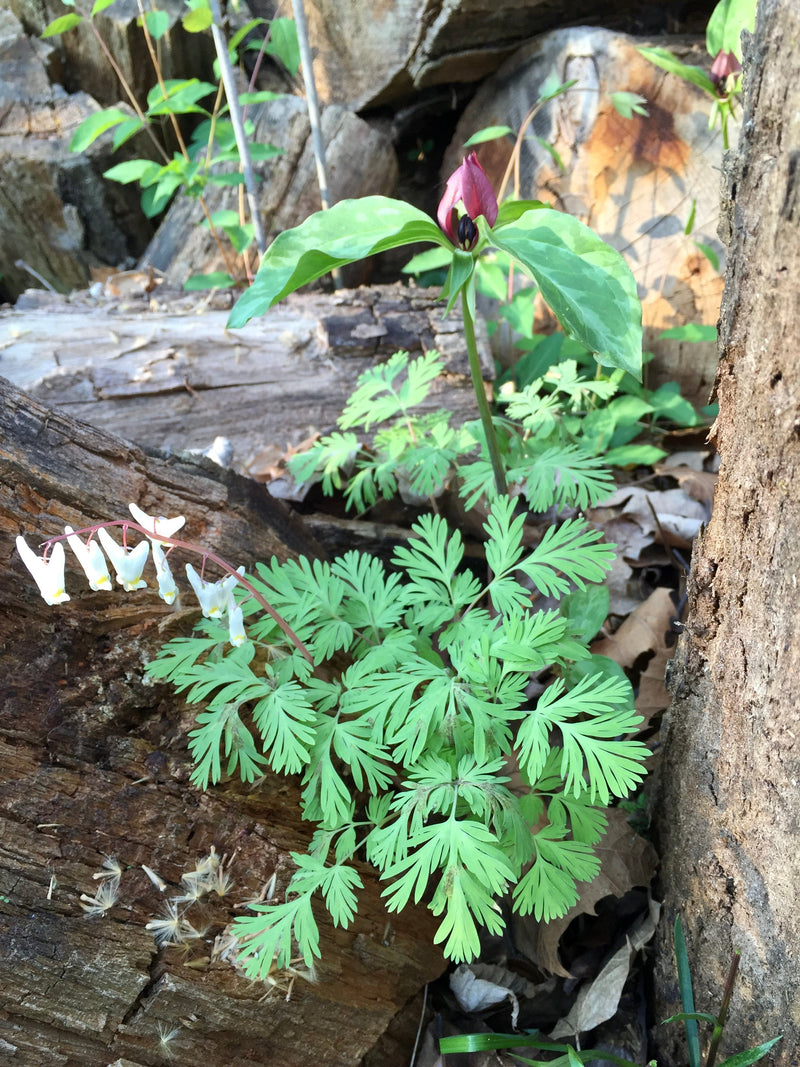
[0,9,150,303]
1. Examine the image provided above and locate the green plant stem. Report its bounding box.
[460,288,507,496]
[705,951,740,1067]
[207,0,267,257]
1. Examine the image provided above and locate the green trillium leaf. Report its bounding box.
[228,197,449,328]
[491,208,643,379]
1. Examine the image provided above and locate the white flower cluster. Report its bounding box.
[15,503,248,646]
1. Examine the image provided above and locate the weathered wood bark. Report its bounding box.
[0,379,445,1066]
[0,284,486,477]
[654,1,800,1062]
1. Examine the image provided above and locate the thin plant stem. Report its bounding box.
[290,0,342,289]
[705,951,740,1067]
[207,0,267,258]
[291,0,330,211]
[86,20,170,164]
[461,282,507,495]
[135,0,238,280]
[136,0,189,156]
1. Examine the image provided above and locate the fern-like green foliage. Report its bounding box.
[146,491,649,977]
[286,350,617,513]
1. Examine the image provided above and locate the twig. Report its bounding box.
[207,0,267,257]
[15,260,56,292]
[705,951,740,1067]
[409,983,428,1067]
[291,0,331,211]
[290,0,342,288]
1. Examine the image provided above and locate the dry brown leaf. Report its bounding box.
[654,461,718,510]
[600,516,655,564]
[592,586,676,724]
[548,897,661,1039]
[659,449,709,472]
[602,553,646,617]
[510,809,658,977]
[591,486,706,548]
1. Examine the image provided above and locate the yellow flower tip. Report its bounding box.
[16,536,70,605]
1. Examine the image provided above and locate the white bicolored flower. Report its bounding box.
[227,602,247,646]
[185,563,244,619]
[64,526,112,591]
[15,536,70,605]
[151,541,178,605]
[128,502,185,541]
[97,527,149,591]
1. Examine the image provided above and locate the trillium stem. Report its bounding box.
[460,290,508,496]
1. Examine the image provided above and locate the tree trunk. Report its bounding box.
[654,1,800,1062]
[0,379,444,1066]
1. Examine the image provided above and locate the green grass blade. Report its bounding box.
[674,915,702,1067]
[717,1036,782,1067]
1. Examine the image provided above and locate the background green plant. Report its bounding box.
[44,0,300,287]
[639,0,757,148]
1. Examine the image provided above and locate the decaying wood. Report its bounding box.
[1,283,486,478]
[653,2,800,1062]
[0,379,445,1067]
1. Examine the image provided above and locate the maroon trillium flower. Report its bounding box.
[437,152,499,249]
[710,49,742,89]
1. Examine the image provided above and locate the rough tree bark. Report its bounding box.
[654,0,800,1062]
[0,380,444,1066]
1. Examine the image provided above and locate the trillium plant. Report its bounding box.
[16,153,650,980]
[230,152,641,497]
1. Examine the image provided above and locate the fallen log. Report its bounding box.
[0,378,445,1067]
[0,283,487,479]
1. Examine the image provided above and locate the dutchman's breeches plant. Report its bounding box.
[17,154,650,979]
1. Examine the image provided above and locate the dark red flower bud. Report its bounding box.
[437,152,498,248]
[710,50,742,88]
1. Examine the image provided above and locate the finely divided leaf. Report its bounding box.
[517,518,615,597]
[339,350,444,429]
[252,679,316,774]
[233,892,320,973]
